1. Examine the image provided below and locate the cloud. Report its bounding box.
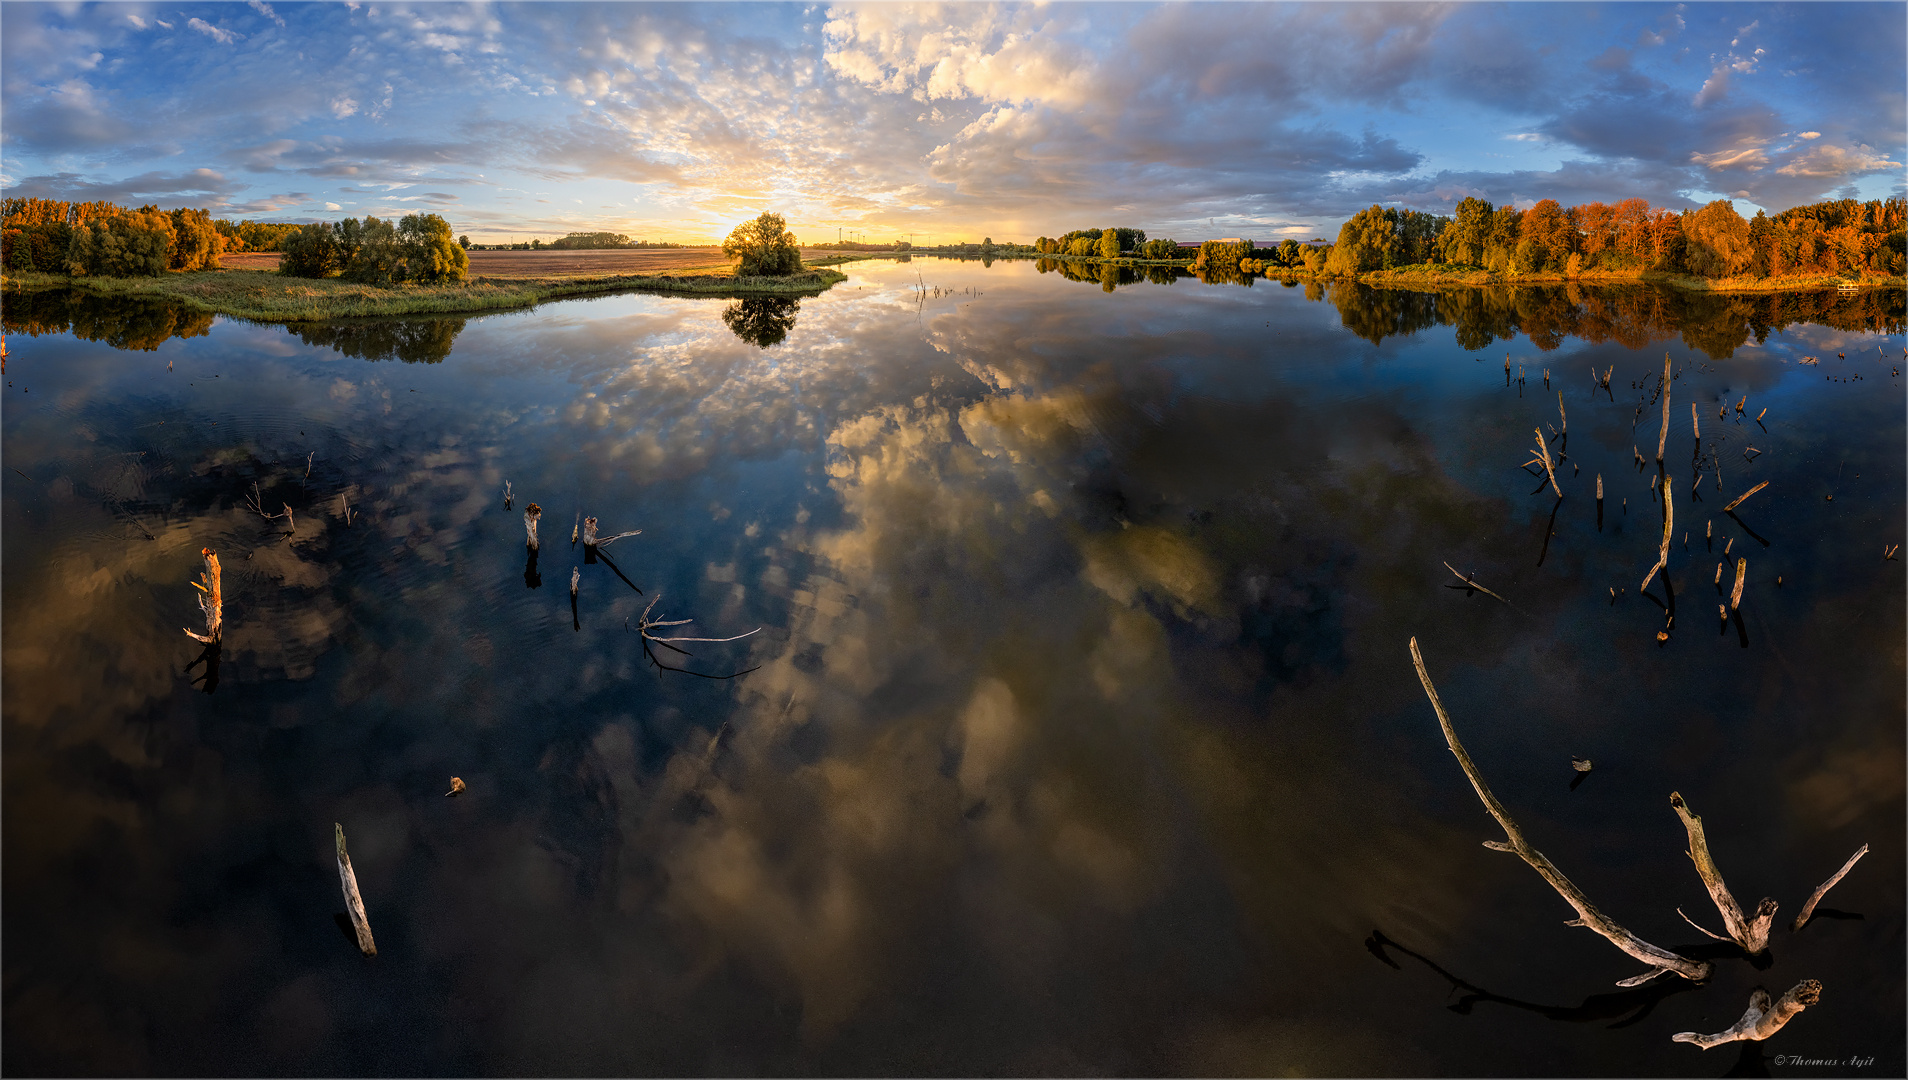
[187,17,242,45]
[331,96,359,119]
[2,167,243,207]
[325,201,342,211]
[1797,131,1822,140]
[1691,145,1769,172]
[1775,142,1901,179]
[247,1,286,29]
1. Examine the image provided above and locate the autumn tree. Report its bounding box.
[169,207,224,271]
[722,212,803,276]
[1682,199,1753,278]
[1098,228,1121,258]
[65,207,174,276]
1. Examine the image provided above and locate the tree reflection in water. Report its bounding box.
[722,295,800,348]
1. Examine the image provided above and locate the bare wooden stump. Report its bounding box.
[335,823,377,956]
[524,503,542,550]
[1669,792,1776,954]
[1730,558,1747,611]
[183,548,223,644]
[1793,845,1869,932]
[1409,638,1710,985]
[1672,981,1821,1049]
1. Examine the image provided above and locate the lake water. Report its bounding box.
[3,260,1903,1076]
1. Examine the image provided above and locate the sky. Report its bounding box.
[1,1,1903,245]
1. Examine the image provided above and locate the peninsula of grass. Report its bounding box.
[0,263,848,323]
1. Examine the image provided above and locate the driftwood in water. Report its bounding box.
[1656,353,1672,463]
[1729,558,1746,611]
[1443,562,1514,609]
[1641,475,1674,592]
[1672,981,1821,1049]
[1793,845,1869,932]
[571,512,579,546]
[335,823,377,956]
[524,503,542,550]
[633,593,762,679]
[1721,481,1768,513]
[1525,429,1563,499]
[581,516,598,547]
[445,777,466,797]
[570,566,580,597]
[1668,792,1777,954]
[1408,637,1711,985]
[183,548,223,644]
[1691,401,1700,440]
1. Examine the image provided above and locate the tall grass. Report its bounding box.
[1,265,849,322]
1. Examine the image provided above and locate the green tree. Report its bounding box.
[279,222,342,278]
[1326,205,1399,274]
[1098,229,1121,258]
[458,234,471,249]
[340,217,402,285]
[394,213,469,284]
[722,212,803,276]
[1440,197,1495,266]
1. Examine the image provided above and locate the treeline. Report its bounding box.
[1326,196,1907,279]
[466,234,689,251]
[1033,228,1181,260]
[279,214,468,285]
[1322,280,1903,356]
[3,197,227,276]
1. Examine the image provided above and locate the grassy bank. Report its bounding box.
[0,263,849,322]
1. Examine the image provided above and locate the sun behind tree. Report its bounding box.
[722,212,803,277]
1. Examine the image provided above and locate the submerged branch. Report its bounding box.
[1669,792,1776,954]
[1792,845,1869,932]
[1408,637,1710,985]
[335,823,377,956]
[1672,981,1821,1049]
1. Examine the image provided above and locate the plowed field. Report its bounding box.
[219,247,733,278]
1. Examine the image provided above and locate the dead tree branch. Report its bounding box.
[1792,845,1869,932]
[1408,638,1711,985]
[335,823,377,956]
[1668,792,1776,954]
[1721,481,1768,513]
[1443,561,1515,610]
[1671,981,1821,1049]
[1656,353,1672,464]
[183,547,223,644]
[1641,475,1674,592]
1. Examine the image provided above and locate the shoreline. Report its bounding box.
[0,264,849,323]
[822,250,1902,294]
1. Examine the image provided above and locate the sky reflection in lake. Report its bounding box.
[3,261,1902,1075]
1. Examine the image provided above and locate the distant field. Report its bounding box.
[219,247,733,278]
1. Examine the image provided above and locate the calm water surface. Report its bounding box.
[4,261,1903,1076]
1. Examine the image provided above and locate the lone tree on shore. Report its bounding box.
[722,212,803,276]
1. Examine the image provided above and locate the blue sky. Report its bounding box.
[2,2,1902,244]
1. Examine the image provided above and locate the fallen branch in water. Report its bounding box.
[1672,981,1821,1049]
[1408,637,1711,985]
[1641,475,1674,592]
[1792,845,1869,932]
[524,503,542,550]
[335,823,377,956]
[183,547,223,644]
[632,593,761,679]
[1721,481,1768,513]
[1656,353,1672,464]
[1525,429,1563,499]
[1669,792,1776,954]
[1443,562,1515,609]
[1730,558,1746,611]
[571,512,579,546]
